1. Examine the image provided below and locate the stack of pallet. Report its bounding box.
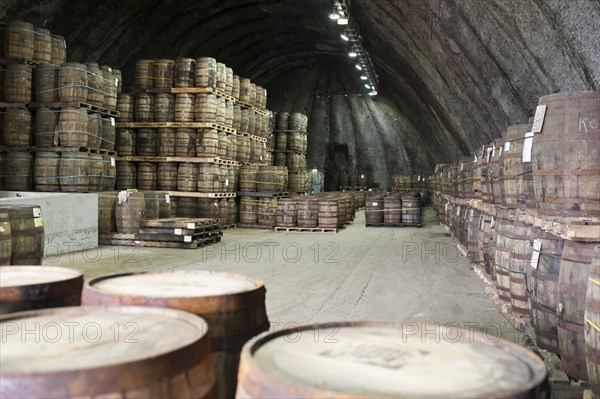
[0,20,120,193]
[272,112,312,194]
[115,57,272,228]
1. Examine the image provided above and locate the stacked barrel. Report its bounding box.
[0,20,119,193]
[339,167,368,189]
[272,111,311,193]
[432,90,600,385]
[365,192,421,227]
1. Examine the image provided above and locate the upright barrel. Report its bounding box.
[401,192,420,225]
[585,247,600,398]
[4,152,33,191]
[239,196,258,225]
[0,306,217,399]
[2,204,44,266]
[383,195,402,225]
[296,199,318,228]
[57,63,87,102]
[276,199,296,227]
[365,195,384,225]
[4,21,34,59]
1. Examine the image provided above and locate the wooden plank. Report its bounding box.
[137,236,221,249]
[29,101,119,117]
[115,121,237,134]
[167,192,236,198]
[140,218,219,229]
[136,231,222,243]
[236,191,289,198]
[236,223,275,230]
[115,155,240,166]
[274,226,338,233]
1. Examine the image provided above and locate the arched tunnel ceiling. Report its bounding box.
[2,0,599,188]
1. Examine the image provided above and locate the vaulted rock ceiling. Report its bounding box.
[3,0,598,189]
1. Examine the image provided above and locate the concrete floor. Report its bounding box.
[47,206,521,344]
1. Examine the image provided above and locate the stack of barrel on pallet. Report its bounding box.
[114,57,272,228]
[392,174,428,192]
[364,192,421,227]
[0,20,120,194]
[339,167,368,190]
[272,111,311,193]
[432,90,599,392]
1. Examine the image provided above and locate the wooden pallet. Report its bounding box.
[138,225,220,235]
[222,224,236,230]
[170,87,237,102]
[365,222,421,227]
[0,57,37,66]
[167,191,236,198]
[274,226,338,233]
[340,186,368,191]
[115,121,236,134]
[0,102,30,109]
[137,236,222,249]
[236,223,275,230]
[116,155,240,166]
[29,101,119,117]
[140,218,219,229]
[98,233,137,246]
[136,230,222,243]
[272,130,307,135]
[272,149,307,155]
[237,191,289,198]
[32,146,117,156]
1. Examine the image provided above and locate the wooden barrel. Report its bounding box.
[365,195,384,225]
[401,192,420,224]
[115,161,136,189]
[247,112,256,136]
[4,21,34,59]
[58,107,88,148]
[238,78,251,103]
[227,198,236,225]
[239,196,258,224]
[34,151,60,192]
[2,107,32,146]
[257,198,277,227]
[529,230,564,354]
[478,212,496,278]
[456,157,474,199]
[239,108,250,133]
[175,57,195,87]
[502,123,535,209]
[198,199,219,219]
[318,199,338,228]
[33,63,59,103]
[83,270,267,399]
[193,93,216,123]
[116,93,135,121]
[257,166,285,193]
[137,162,157,190]
[233,104,242,131]
[236,321,548,399]
[50,34,66,65]
[135,93,154,122]
[383,195,402,225]
[217,199,228,227]
[175,128,197,157]
[586,246,600,398]
[2,204,44,265]
[4,151,33,190]
[275,112,289,131]
[32,107,57,147]
[197,163,220,193]
[296,199,318,228]
[88,153,104,192]
[239,165,259,192]
[176,197,199,218]
[0,266,83,315]
[136,128,157,156]
[225,134,237,161]
[157,128,176,156]
[494,213,512,303]
[232,75,240,100]
[224,67,234,96]
[84,62,104,105]
[135,59,155,89]
[217,133,227,159]
[0,306,217,399]
[236,135,250,163]
[287,112,301,131]
[116,128,136,156]
[32,27,52,63]
[287,172,305,192]
[98,191,117,234]
[195,57,217,89]
[154,93,175,122]
[100,116,116,151]
[276,199,296,227]
[86,112,102,149]
[465,208,481,264]
[504,220,533,315]
[152,59,175,89]
[57,63,87,102]
[197,128,219,158]
[59,152,89,192]
[157,163,178,191]
[102,155,116,191]
[177,162,198,192]
[115,191,145,233]
[140,191,160,221]
[0,208,11,266]
[215,97,226,125]
[532,91,600,218]
[557,240,596,380]
[3,63,32,103]
[102,67,119,107]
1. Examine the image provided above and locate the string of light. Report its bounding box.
[329,0,378,96]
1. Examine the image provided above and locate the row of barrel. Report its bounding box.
[1,149,116,192]
[0,20,66,64]
[115,126,269,163]
[1,61,121,107]
[1,106,116,150]
[0,204,45,266]
[365,192,421,226]
[118,92,271,137]
[0,271,550,399]
[392,174,428,192]
[436,195,599,394]
[134,57,268,110]
[339,168,368,188]
[433,91,599,220]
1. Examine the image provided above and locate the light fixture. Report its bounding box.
[355,64,362,70]
[360,76,368,80]
[369,91,377,96]
[340,33,349,41]
[348,51,357,57]
[337,18,349,25]
[329,11,340,20]
[364,84,371,89]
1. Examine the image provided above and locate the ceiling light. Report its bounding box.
[337,18,349,25]
[364,84,371,89]
[340,33,349,41]
[360,76,368,80]
[355,64,362,70]
[348,51,357,57]
[369,91,377,96]
[329,12,340,20]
